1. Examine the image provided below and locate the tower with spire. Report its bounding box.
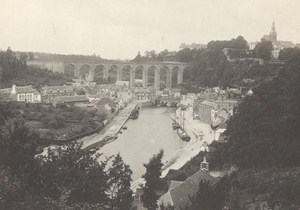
[270,21,277,42]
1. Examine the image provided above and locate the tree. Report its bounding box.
[142,149,164,210]
[278,47,300,61]
[221,51,300,170]
[133,51,142,62]
[177,48,192,63]
[189,180,216,210]
[0,120,38,180]
[36,142,110,205]
[229,36,249,49]
[253,39,273,60]
[107,153,133,209]
[28,52,34,60]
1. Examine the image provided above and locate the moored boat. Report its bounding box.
[172,122,180,130]
[129,109,139,119]
[177,127,191,142]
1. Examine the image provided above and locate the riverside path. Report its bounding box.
[79,101,138,149]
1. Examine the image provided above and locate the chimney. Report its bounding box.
[11,85,16,94]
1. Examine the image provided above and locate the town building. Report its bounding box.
[52,95,89,107]
[197,101,218,125]
[262,22,294,58]
[0,88,12,101]
[0,85,41,103]
[96,97,119,120]
[41,85,75,103]
[115,80,130,87]
[158,169,218,209]
[134,88,156,100]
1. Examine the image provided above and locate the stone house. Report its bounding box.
[41,85,75,103]
[158,170,218,209]
[52,95,89,107]
[0,85,41,103]
[197,100,218,125]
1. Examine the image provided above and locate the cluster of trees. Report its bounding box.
[1,102,103,143]
[176,36,281,88]
[0,48,72,89]
[253,39,273,60]
[222,48,300,170]
[30,52,103,62]
[132,49,175,62]
[0,100,168,209]
[162,47,300,209]
[0,119,133,209]
[0,47,27,82]
[207,36,249,51]
[142,150,165,210]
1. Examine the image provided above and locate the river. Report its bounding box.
[98,107,188,181]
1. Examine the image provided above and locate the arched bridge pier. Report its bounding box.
[63,61,189,90]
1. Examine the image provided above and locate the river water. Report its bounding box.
[98,107,187,181]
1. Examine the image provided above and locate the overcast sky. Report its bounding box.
[0,0,299,59]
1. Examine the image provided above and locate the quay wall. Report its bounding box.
[82,102,138,150]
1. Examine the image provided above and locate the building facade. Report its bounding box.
[262,22,294,58]
[41,85,75,103]
[0,85,41,103]
[197,101,218,125]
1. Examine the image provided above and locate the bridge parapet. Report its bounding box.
[62,61,190,90]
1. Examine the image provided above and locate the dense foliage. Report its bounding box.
[0,48,72,89]
[0,47,26,82]
[0,102,102,143]
[253,39,273,60]
[177,36,280,88]
[27,51,103,62]
[0,119,133,209]
[224,48,300,170]
[142,150,164,210]
[163,48,300,209]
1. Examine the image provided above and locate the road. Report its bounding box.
[79,102,138,149]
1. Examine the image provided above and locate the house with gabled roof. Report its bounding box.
[0,85,41,103]
[41,85,75,103]
[158,169,218,209]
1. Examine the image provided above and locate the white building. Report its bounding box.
[0,85,41,103]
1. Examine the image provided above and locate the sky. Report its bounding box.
[0,0,300,59]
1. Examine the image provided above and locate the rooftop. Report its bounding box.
[55,95,89,103]
[159,170,218,209]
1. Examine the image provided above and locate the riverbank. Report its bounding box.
[79,101,138,150]
[131,106,214,191]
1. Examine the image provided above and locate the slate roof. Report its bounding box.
[0,85,39,95]
[275,41,294,49]
[0,88,12,94]
[54,95,89,103]
[159,170,218,209]
[201,100,218,108]
[42,85,74,93]
[15,86,39,94]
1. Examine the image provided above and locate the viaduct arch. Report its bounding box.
[63,61,189,90]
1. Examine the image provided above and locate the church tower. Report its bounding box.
[270,21,277,42]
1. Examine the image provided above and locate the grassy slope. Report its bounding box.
[0,66,72,90]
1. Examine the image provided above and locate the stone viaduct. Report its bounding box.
[63,61,189,90]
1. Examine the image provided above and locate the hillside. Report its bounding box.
[163,48,300,209]
[0,48,72,89]
[0,66,72,90]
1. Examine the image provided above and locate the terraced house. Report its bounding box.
[41,85,75,103]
